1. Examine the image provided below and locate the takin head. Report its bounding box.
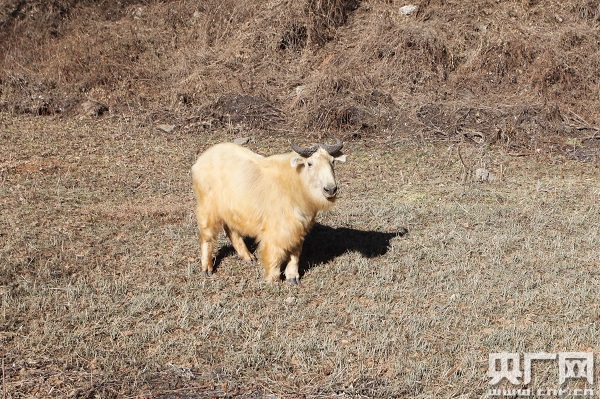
[290,137,347,210]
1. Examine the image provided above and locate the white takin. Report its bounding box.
[191,138,347,285]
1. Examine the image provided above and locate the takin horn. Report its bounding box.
[290,141,319,157]
[319,137,343,155]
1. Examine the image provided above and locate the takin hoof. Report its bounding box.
[239,254,254,263]
[287,277,301,286]
[203,270,213,277]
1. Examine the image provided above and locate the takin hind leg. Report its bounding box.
[195,205,219,276]
[224,224,254,263]
[258,242,286,283]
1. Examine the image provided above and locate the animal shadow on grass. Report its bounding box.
[212,239,257,272]
[211,223,407,277]
[299,223,408,276]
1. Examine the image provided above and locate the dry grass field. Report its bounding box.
[1,114,598,398]
[1,0,600,398]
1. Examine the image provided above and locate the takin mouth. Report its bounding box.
[324,193,337,201]
[322,187,338,199]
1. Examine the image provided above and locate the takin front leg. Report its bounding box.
[284,245,303,286]
[258,242,286,283]
[224,224,254,263]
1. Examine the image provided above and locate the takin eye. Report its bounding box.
[307,161,313,168]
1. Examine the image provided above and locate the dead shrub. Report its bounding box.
[305,0,360,46]
[204,0,261,47]
[575,1,600,20]
[308,101,375,131]
[457,35,538,88]
[529,48,597,99]
[279,24,308,51]
[295,70,392,132]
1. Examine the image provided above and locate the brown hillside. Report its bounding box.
[1,0,599,155]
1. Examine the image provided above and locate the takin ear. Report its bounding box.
[290,155,306,168]
[334,154,347,163]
